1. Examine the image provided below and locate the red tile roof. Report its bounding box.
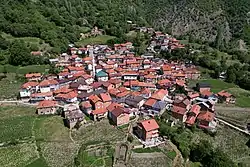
[151,89,168,100]
[200,90,212,97]
[25,73,41,78]
[81,101,92,109]
[31,92,53,97]
[100,93,112,102]
[217,90,232,98]
[172,105,187,115]
[139,119,159,132]
[39,79,58,87]
[107,103,124,112]
[92,108,108,115]
[197,111,215,122]
[144,98,157,106]
[88,94,101,103]
[53,86,73,94]
[37,100,57,109]
[190,104,201,115]
[21,81,39,89]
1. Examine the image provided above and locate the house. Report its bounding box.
[20,81,39,101]
[217,90,236,104]
[80,101,92,115]
[151,89,169,101]
[25,73,42,81]
[125,95,145,108]
[185,104,201,126]
[99,93,112,108]
[55,91,78,103]
[39,79,59,93]
[64,104,85,129]
[197,111,217,130]
[88,94,104,109]
[135,119,159,141]
[173,98,191,110]
[109,107,130,126]
[96,70,108,82]
[196,83,211,92]
[122,71,138,80]
[91,108,108,121]
[171,105,188,122]
[30,92,53,103]
[36,100,58,115]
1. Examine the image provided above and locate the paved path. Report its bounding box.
[216,118,250,136]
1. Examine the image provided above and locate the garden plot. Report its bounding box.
[34,116,71,142]
[0,143,39,167]
[129,152,171,167]
[72,119,126,144]
[41,142,79,167]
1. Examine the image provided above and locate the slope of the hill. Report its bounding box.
[0,0,249,54]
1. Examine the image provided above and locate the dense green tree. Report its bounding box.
[8,40,31,66]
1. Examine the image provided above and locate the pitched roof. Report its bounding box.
[96,70,108,77]
[39,79,58,87]
[151,89,168,100]
[172,105,187,115]
[25,73,41,78]
[152,101,166,110]
[144,98,157,106]
[217,90,233,98]
[88,94,101,103]
[190,104,201,115]
[200,90,212,97]
[81,101,92,108]
[107,103,123,112]
[53,86,73,94]
[100,93,112,102]
[139,119,159,132]
[21,81,39,89]
[111,107,127,117]
[31,92,53,97]
[92,108,108,115]
[37,100,57,109]
[197,111,214,122]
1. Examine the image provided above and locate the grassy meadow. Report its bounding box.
[75,35,115,46]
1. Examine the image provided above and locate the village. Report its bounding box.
[19,30,237,148]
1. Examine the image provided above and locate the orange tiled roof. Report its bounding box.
[37,100,57,109]
[21,81,39,89]
[139,119,159,132]
[25,73,41,78]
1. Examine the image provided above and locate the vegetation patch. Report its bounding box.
[41,142,79,167]
[0,143,39,167]
[0,73,23,99]
[72,119,125,144]
[199,79,237,93]
[74,144,114,167]
[75,35,115,46]
[25,157,48,167]
[34,116,70,142]
[0,116,35,143]
[132,147,161,153]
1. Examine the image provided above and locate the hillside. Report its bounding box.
[142,0,250,44]
[0,0,249,54]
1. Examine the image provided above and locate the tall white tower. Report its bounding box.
[89,47,96,77]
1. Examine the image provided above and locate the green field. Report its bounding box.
[75,35,115,46]
[0,106,128,167]
[0,143,39,167]
[75,144,114,167]
[132,147,162,153]
[34,116,71,142]
[1,32,51,51]
[0,65,49,74]
[0,106,36,143]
